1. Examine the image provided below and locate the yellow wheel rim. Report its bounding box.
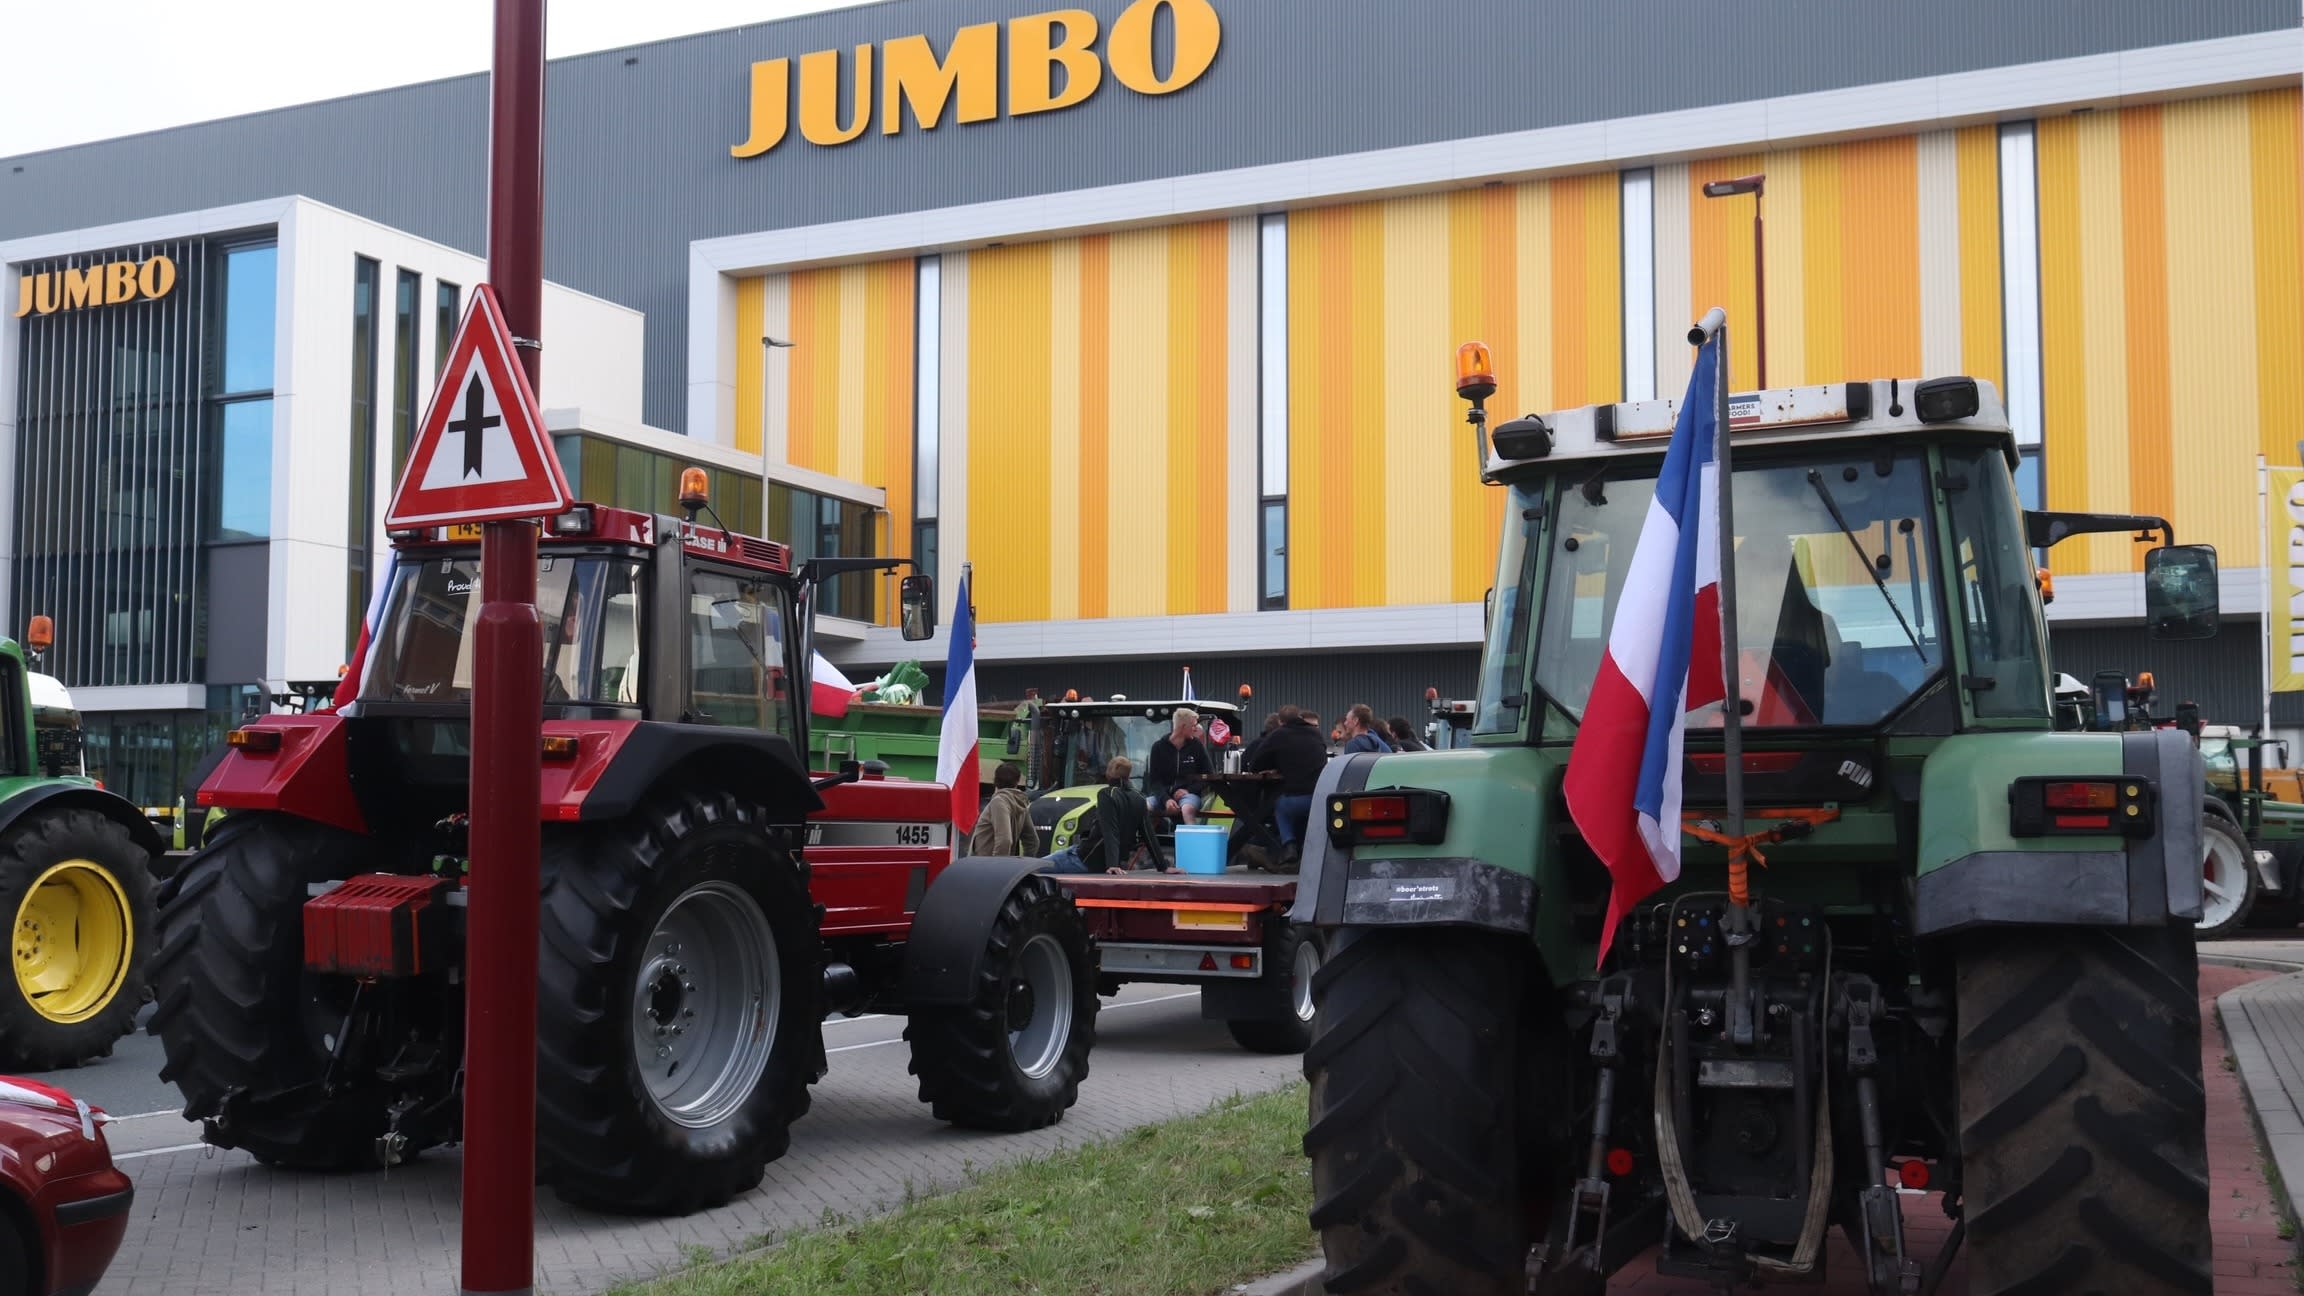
[13,860,133,1024]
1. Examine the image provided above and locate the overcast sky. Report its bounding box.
[0,0,866,157]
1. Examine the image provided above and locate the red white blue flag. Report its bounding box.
[935,573,980,834]
[1564,335,1727,964]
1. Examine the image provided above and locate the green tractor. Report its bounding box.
[1295,366,2219,1293]
[2052,668,2304,936]
[1,622,165,1068]
[1024,696,1243,856]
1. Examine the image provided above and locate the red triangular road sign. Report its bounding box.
[385,285,572,528]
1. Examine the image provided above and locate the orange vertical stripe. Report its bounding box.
[1193,222,1230,612]
[784,271,825,471]
[1448,186,1518,603]
[2119,106,2174,529]
[1837,137,1920,381]
[1078,236,1111,620]
[1165,227,1201,615]
[2253,89,2304,465]
[2036,117,2088,514]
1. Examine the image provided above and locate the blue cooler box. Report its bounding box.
[1174,824,1228,874]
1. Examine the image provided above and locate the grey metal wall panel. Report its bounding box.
[2048,623,2265,728]
[972,647,1478,740]
[2,0,2289,431]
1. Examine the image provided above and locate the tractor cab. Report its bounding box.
[1024,697,1244,849]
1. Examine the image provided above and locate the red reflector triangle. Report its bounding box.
[1198,953,1218,972]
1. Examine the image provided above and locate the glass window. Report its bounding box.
[1531,451,1949,731]
[211,400,273,541]
[1475,485,1543,735]
[363,554,643,706]
[220,244,277,395]
[2014,448,2044,514]
[349,257,381,656]
[687,569,791,737]
[913,519,939,596]
[1260,499,1288,609]
[392,270,420,473]
[1944,447,2051,720]
[915,257,941,519]
[435,281,460,376]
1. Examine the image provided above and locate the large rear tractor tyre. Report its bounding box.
[536,791,822,1216]
[904,874,1097,1131]
[1225,923,1323,1054]
[1956,923,2211,1295]
[149,814,387,1168]
[0,808,153,1069]
[2197,815,2257,938]
[1304,928,1528,1294]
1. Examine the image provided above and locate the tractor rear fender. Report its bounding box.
[558,721,822,825]
[196,714,365,835]
[1913,727,2203,935]
[0,782,165,858]
[1289,748,1543,937]
[901,857,1068,1006]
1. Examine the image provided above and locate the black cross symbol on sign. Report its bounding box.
[448,374,501,479]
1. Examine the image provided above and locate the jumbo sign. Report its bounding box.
[12,256,177,318]
[731,0,1221,158]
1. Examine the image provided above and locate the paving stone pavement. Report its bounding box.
[91,987,1302,1295]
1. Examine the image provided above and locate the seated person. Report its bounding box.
[1145,708,1215,825]
[1041,757,1165,875]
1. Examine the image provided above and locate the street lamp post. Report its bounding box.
[762,335,794,538]
[1701,174,1766,388]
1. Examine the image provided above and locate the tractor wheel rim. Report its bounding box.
[12,860,132,1025]
[2202,830,2249,930]
[1008,932,1073,1081]
[1290,938,1321,1024]
[630,880,779,1130]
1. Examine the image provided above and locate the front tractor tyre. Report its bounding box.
[0,808,154,1070]
[148,814,389,1167]
[905,874,1098,1131]
[2197,814,2256,939]
[536,792,823,1216]
[1957,923,2211,1295]
[1304,928,1529,1294]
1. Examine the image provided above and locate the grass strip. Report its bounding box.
[622,1083,1315,1296]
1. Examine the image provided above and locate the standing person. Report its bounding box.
[1145,707,1215,825]
[1386,716,1428,752]
[1041,757,1163,874]
[1249,705,1328,868]
[967,761,1039,857]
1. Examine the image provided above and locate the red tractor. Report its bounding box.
[149,477,1098,1215]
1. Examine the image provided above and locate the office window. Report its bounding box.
[436,281,460,376]
[348,257,381,655]
[1260,499,1288,610]
[211,401,274,541]
[914,257,941,521]
[1619,168,1656,401]
[219,245,277,395]
[392,270,421,473]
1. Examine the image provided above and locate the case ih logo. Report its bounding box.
[730,0,1221,158]
[13,255,177,317]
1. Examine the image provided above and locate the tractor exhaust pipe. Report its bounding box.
[823,962,866,1016]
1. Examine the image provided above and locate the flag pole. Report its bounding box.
[2261,454,2273,741]
[1690,305,1754,1047]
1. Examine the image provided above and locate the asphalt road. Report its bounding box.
[36,984,1303,1295]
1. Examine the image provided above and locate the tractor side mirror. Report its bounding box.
[899,574,937,642]
[2144,544,2219,641]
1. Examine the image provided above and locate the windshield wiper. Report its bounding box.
[1804,469,1927,660]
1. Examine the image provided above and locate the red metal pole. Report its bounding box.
[464,0,546,1293]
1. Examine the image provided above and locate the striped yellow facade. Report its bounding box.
[1286,177,1623,610]
[733,260,917,620]
[1680,133,2002,395]
[963,223,1232,625]
[2039,88,2304,575]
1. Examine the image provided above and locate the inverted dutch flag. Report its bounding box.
[810,653,860,718]
[936,573,981,834]
[330,569,396,711]
[1564,334,1727,965]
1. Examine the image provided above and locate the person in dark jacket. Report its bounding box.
[1144,707,1215,825]
[1386,716,1428,752]
[1249,706,1329,864]
[1040,757,1164,874]
[1339,703,1394,756]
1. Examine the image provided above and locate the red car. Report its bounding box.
[0,1077,130,1296]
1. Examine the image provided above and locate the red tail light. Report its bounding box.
[2042,781,2117,810]
[1605,1147,1636,1177]
[1897,1158,1931,1190]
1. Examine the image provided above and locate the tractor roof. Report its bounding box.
[1485,377,2012,479]
[1045,699,1242,720]
[389,502,797,577]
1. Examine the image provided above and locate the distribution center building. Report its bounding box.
[2,0,2301,803]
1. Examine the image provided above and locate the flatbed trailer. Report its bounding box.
[1054,867,1320,1053]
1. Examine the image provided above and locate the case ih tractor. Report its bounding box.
[1296,361,2219,1293]
[151,474,1098,1215]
